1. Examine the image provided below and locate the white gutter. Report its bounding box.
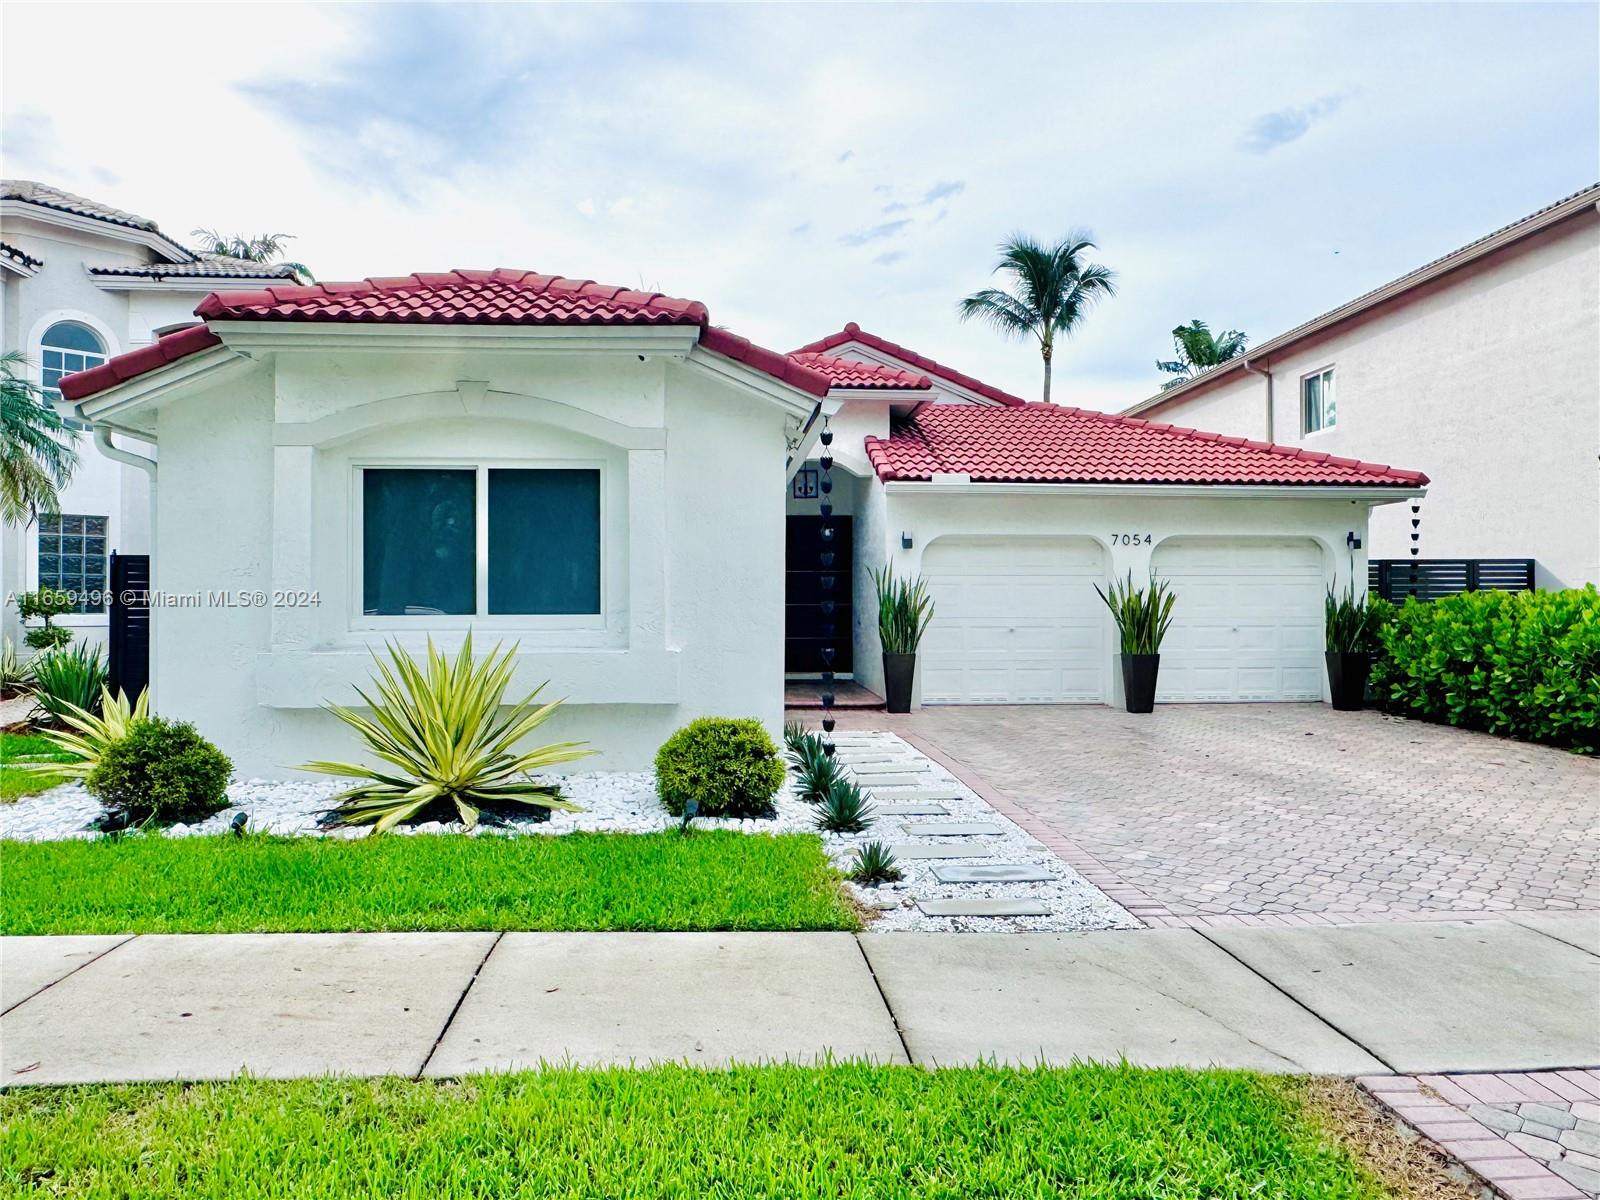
[882,480,1425,503]
[1241,358,1273,442]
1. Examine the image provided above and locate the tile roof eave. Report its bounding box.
[791,323,1027,406]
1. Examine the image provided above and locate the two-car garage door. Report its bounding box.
[917,535,1325,705]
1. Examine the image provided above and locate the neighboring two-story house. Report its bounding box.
[0,181,303,651]
[1121,184,1600,591]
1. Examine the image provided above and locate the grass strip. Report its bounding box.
[0,830,860,934]
[0,1064,1395,1200]
[0,732,73,803]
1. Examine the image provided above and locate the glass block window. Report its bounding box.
[37,514,109,613]
[360,466,602,619]
[40,322,107,397]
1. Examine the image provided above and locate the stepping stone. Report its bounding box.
[850,761,930,776]
[836,754,897,765]
[932,864,1055,884]
[867,787,965,803]
[889,843,997,860]
[852,774,924,789]
[874,802,951,816]
[916,899,1053,917]
[901,821,1004,837]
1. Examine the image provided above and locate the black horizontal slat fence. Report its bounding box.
[1368,558,1535,602]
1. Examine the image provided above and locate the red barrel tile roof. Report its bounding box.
[61,269,835,401]
[788,351,932,390]
[792,322,1026,406]
[863,403,1428,487]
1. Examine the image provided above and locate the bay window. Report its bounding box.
[360,466,601,620]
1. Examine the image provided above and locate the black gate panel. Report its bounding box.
[108,552,150,702]
[785,516,852,674]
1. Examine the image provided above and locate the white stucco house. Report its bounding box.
[1120,183,1599,591]
[60,270,1426,775]
[0,180,303,651]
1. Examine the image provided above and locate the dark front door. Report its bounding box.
[785,515,852,674]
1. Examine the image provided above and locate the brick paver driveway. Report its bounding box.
[835,705,1599,922]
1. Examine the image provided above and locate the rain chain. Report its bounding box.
[1406,499,1423,598]
[817,419,837,758]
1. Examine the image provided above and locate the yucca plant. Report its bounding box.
[788,734,846,805]
[0,636,31,698]
[1325,584,1379,653]
[1094,571,1177,655]
[872,567,935,655]
[815,777,875,834]
[25,686,148,780]
[28,642,107,727]
[782,719,810,755]
[847,840,902,886]
[304,634,592,835]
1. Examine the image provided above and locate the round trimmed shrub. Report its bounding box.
[86,717,233,826]
[655,717,785,818]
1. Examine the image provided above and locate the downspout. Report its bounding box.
[1241,358,1273,442]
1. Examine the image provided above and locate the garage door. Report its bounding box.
[1151,537,1324,702]
[919,536,1106,703]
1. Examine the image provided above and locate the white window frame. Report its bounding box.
[32,512,112,617]
[1301,365,1336,435]
[28,310,119,433]
[349,459,607,632]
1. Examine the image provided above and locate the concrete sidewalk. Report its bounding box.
[2,916,1595,1086]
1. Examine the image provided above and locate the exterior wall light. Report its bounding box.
[901,531,913,549]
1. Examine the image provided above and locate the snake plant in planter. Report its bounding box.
[1094,572,1177,713]
[873,567,934,713]
[1325,585,1380,711]
[303,634,592,834]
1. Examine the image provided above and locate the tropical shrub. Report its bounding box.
[1325,584,1381,653]
[655,717,785,819]
[0,637,31,698]
[28,642,107,726]
[306,635,590,834]
[87,717,232,826]
[873,568,935,655]
[1370,586,1599,752]
[18,587,75,652]
[26,687,148,781]
[1094,572,1176,655]
[815,777,874,834]
[848,840,902,885]
[786,731,847,805]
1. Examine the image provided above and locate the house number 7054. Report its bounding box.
[1110,533,1153,545]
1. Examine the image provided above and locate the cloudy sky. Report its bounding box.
[4,2,1596,410]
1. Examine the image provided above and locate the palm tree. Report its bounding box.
[957,232,1116,404]
[191,228,311,280]
[1156,320,1248,388]
[1,352,77,523]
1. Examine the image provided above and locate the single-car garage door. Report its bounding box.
[1151,537,1324,702]
[919,536,1106,703]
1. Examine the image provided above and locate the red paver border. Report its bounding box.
[1361,1072,1600,1199]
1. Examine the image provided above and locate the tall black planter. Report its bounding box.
[883,653,916,714]
[1325,651,1371,711]
[1120,653,1160,714]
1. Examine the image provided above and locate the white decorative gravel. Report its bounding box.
[0,730,1136,933]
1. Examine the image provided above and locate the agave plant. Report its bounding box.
[787,733,846,805]
[28,642,107,727]
[1094,572,1177,655]
[815,777,875,834]
[304,634,592,835]
[847,840,902,886]
[26,686,148,780]
[782,719,810,755]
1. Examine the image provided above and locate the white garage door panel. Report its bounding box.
[1153,538,1324,703]
[920,536,1106,704]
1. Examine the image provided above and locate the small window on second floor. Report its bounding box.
[1302,367,1335,434]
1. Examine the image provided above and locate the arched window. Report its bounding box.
[39,321,107,398]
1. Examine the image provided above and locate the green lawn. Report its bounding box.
[0,831,860,934]
[0,1065,1395,1200]
[0,731,72,803]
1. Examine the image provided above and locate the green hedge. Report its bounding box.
[1370,586,1599,752]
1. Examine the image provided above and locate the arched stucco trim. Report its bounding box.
[25,309,121,386]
